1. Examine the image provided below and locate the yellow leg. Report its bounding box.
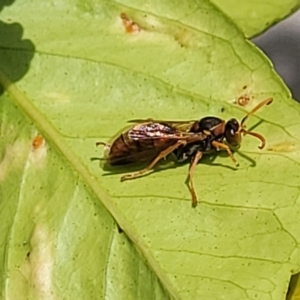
[186,151,203,207]
[121,140,187,181]
[96,142,111,147]
[212,140,239,167]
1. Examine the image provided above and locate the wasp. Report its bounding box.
[96,98,272,207]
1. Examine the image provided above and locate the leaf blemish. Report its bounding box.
[0,140,29,183]
[29,224,55,299]
[267,142,299,153]
[32,135,45,150]
[29,134,47,166]
[120,13,141,34]
[236,94,251,106]
[44,92,71,104]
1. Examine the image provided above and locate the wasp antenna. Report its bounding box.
[241,129,266,149]
[241,98,273,127]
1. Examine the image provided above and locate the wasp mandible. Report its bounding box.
[96,98,273,207]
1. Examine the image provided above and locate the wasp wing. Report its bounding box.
[127,119,196,133]
[100,124,206,166]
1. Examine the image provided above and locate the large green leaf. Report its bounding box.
[1,1,300,299]
[211,0,300,37]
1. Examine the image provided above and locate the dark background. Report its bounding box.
[253,9,300,102]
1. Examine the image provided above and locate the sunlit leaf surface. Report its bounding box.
[1,1,300,299]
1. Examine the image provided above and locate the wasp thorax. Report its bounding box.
[225,118,241,147]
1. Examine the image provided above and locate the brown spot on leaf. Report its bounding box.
[32,135,45,150]
[267,142,298,153]
[236,94,251,106]
[120,13,141,34]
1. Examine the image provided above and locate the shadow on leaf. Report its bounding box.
[0,3,35,94]
[90,149,256,178]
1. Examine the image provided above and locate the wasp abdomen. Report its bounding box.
[107,122,179,165]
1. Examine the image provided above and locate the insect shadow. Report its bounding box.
[247,119,264,132]
[91,156,152,174]
[91,148,256,178]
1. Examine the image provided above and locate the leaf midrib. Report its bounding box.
[0,70,181,300]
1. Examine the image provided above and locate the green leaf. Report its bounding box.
[211,0,300,37]
[1,1,300,299]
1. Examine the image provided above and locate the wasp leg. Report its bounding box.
[186,151,203,208]
[96,142,111,154]
[121,140,187,181]
[96,142,111,147]
[212,140,239,167]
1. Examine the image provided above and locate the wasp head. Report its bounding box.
[224,118,241,148]
[225,98,273,150]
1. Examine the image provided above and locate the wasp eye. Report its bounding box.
[230,129,235,136]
